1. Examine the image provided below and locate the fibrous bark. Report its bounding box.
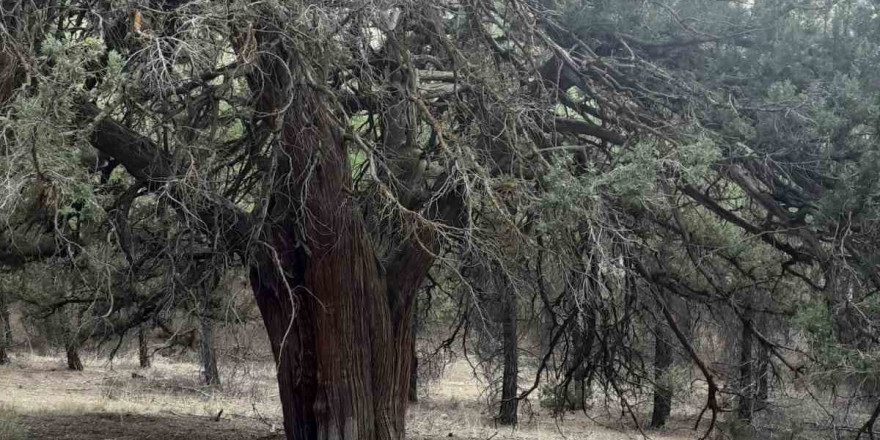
[409,295,419,403]
[248,83,460,440]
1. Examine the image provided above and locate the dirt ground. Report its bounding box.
[18,412,283,440]
[0,353,697,440]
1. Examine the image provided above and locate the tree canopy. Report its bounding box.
[2,0,880,439]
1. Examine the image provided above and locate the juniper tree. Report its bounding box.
[3,1,880,439]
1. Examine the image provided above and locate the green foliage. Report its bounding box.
[791,300,833,344]
[1,32,110,227]
[791,299,880,374]
[676,138,721,183]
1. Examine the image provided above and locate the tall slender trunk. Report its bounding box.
[67,343,83,371]
[564,312,594,411]
[0,334,7,365]
[138,324,151,368]
[755,317,770,408]
[0,291,10,365]
[650,322,674,428]
[498,286,519,425]
[756,342,769,405]
[738,308,755,422]
[561,246,599,412]
[66,313,84,371]
[198,284,220,387]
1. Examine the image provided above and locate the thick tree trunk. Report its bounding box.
[138,324,151,368]
[247,84,459,440]
[251,238,428,440]
[650,322,674,428]
[498,286,519,425]
[198,285,220,387]
[67,344,83,371]
[738,310,755,422]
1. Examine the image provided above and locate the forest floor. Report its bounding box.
[0,351,706,440]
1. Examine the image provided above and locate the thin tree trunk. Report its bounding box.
[199,284,220,387]
[498,285,519,425]
[138,324,151,369]
[66,313,84,371]
[650,322,674,428]
[0,291,10,365]
[756,342,769,405]
[561,252,599,412]
[738,309,755,422]
[564,313,594,411]
[0,335,7,365]
[67,344,83,371]
[755,317,770,409]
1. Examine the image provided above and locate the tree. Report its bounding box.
[650,322,674,428]
[737,305,756,422]
[5,0,880,439]
[195,268,221,388]
[138,324,151,369]
[496,268,519,425]
[0,287,10,365]
[66,342,84,371]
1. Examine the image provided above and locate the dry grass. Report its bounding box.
[0,349,709,440]
[0,352,280,420]
[16,347,868,439]
[408,360,697,440]
[0,403,27,440]
[0,351,284,439]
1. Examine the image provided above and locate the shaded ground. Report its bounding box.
[20,412,284,440]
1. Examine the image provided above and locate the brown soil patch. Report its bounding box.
[19,412,284,440]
